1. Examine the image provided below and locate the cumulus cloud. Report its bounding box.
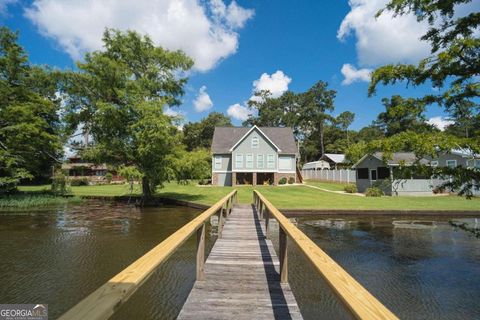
[341,63,372,85]
[227,103,250,121]
[337,0,430,66]
[427,116,454,131]
[164,106,181,117]
[193,85,213,112]
[24,0,254,71]
[252,70,291,98]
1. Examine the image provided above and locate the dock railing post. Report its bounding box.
[265,208,270,239]
[279,227,288,283]
[218,205,224,238]
[196,223,206,281]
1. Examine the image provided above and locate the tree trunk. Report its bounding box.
[319,121,325,156]
[141,176,153,204]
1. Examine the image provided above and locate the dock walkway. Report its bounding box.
[177,204,303,320]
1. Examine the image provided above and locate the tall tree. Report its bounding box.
[374,95,435,136]
[0,27,63,193]
[335,111,355,146]
[63,29,193,200]
[299,81,336,156]
[183,112,232,151]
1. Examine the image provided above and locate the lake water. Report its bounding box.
[1,201,479,319]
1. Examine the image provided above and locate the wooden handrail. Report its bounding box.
[60,190,237,320]
[253,190,398,320]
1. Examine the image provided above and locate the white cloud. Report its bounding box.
[0,0,16,16]
[25,0,254,71]
[341,63,372,85]
[227,103,250,121]
[337,0,430,66]
[427,116,454,131]
[252,70,291,98]
[193,85,213,112]
[164,106,181,117]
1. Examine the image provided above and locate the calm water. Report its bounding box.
[269,215,480,320]
[1,202,480,319]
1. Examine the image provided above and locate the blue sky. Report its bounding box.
[2,0,467,130]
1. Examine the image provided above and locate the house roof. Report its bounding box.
[61,163,107,170]
[211,126,298,154]
[320,153,346,164]
[302,160,330,170]
[353,152,429,168]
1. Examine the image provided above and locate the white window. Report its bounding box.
[279,157,292,170]
[214,156,222,170]
[246,154,253,169]
[236,154,243,169]
[430,160,438,167]
[267,154,275,169]
[251,136,259,148]
[257,154,264,169]
[446,160,457,168]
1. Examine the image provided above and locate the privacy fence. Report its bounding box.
[302,169,356,183]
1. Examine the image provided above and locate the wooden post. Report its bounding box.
[265,208,269,239]
[279,227,288,283]
[196,223,206,281]
[218,206,224,238]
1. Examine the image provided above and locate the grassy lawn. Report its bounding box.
[304,180,349,191]
[18,183,480,211]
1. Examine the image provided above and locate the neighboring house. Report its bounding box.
[61,155,116,184]
[319,153,348,169]
[353,151,480,196]
[302,160,331,171]
[211,126,299,186]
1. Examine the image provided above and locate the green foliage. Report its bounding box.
[278,177,287,185]
[69,177,89,186]
[366,187,383,197]
[62,29,193,199]
[105,172,113,183]
[183,112,232,151]
[0,194,81,209]
[0,27,63,193]
[171,148,211,184]
[51,171,69,195]
[288,177,295,184]
[344,184,357,193]
[118,165,143,182]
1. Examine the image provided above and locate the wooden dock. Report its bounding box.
[177,204,303,320]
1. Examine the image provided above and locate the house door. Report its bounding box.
[371,169,377,181]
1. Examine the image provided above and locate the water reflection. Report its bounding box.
[0,200,210,319]
[270,215,480,320]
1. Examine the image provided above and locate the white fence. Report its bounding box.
[302,169,356,183]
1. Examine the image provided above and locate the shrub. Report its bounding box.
[70,177,89,186]
[366,187,383,197]
[288,177,295,184]
[344,184,357,193]
[105,172,113,183]
[51,171,69,195]
[278,177,287,185]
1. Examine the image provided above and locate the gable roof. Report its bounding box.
[320,153,346,164]
[229,125,281,152]
[352,152,430,168]
[211,126,298,154]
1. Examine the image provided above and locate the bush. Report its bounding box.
[70,177,89,186]
[51,171,69,195]
[288,177,295,184]
[344,184,357,193]
[366,187,383,197]
[105,172,113,183]
[278,177,287,185]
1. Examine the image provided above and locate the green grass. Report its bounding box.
[0,194,82,209]
[19,183,480,211]
[304,180,348,191]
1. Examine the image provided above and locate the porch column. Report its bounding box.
[253,172,257,186]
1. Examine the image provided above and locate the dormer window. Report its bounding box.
[251,136,259,148]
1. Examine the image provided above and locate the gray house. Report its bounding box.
[211,126,299,186]
[353,151,480,196]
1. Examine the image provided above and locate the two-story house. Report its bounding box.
[211,126,299,186]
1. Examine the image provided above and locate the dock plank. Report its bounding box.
[177,204,303,320]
